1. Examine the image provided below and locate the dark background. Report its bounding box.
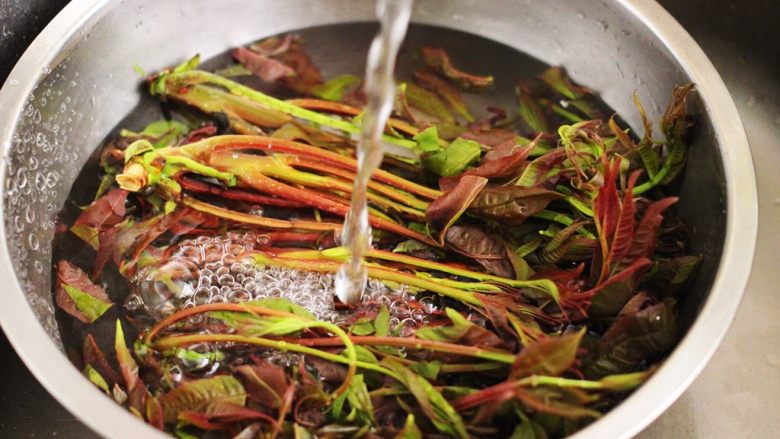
[1,0,777,437]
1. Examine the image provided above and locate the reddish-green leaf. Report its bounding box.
[445,225,515,279]
[71,188,128,250]
[55,261,111,324]
[232,47,296,82]
[426,175,488,243]
[413,69,473,121]
[469,186,561,225]
[511,328,585,378]
[160,375,247,423]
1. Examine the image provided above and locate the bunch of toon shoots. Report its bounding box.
[54,36,701,438]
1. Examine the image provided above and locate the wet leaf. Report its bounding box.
[440,141,534,190]
[405,82,454,123]
[413,69,473,121]
[83,333,121,386]
[416,308,505,349]
[384,360,469,439]
[445,225,515,278]
[420,47,494,90]
[511,328,585,378]
[160,375,247,423]
[55,261,111,324]
[426,175,488,243]
[61,284,112,323]
[422,137,482,177]
[232,46,296,82]
[71,188,128,250]
[646,255,702,297]
[84,364,110,394]
[115,320,140,392]
[515,149,567,187]
[586,299,678,377]
[469,186,561,225]
[312,74,361,102]
[516,82,550,133]
[394,414,423,439]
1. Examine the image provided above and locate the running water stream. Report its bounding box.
[335,0,413,304]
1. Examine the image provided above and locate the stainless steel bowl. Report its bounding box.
[0,1,757,438]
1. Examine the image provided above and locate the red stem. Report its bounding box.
[178,175,308,208]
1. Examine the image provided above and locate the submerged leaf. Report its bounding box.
[586,298,678,377]
[233,46,296,82]
[405,82,454,123]
[312,74,361,101]
[71,188,128,250]
[420,47,494,90]
[55,261,111,324]
[384,360,469,439]
[160,375,247,423]
[413,69,473,121]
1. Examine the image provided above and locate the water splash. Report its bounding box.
[335,0,413,304]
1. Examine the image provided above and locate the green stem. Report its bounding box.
[154,333,400,383]
[532,209,596,239]
[162,70,418,152]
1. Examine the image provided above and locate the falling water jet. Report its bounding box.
[335,0,413,305]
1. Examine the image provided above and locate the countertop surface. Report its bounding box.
[1,0,778,437]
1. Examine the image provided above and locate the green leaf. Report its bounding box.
[516,82,549,133]
[512,328,585,378]
[412,126,443,154]
[70,224,99,251]
[345,374,376,425]
[312,74,361,101]
[394,414,423,439]
[410,361,441,380]
[350,320,375,336]
[115,320,139,391]
[406,82,454,123]
[422,137,482,177]
[375,305,390,336]
[160,375,246,422]
[62,284,112,323]
[384,360,469,439]
[174,428,200,439]
[124,139,155,162]
[84,364,110,394]
[393,239,433,254]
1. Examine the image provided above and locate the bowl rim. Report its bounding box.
[0,0,757,438]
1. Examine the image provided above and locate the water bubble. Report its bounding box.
[28,234,40,250]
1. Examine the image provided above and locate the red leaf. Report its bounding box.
[439,141,534,190]
[444,225,515,278]
[603,170,641,278]
[594,159,620,248]
[511,328,585,378]
[624,197,678,265]
[426,175,488,243]
[55,261,110,323]
[232,47,296,82]
[179,401,276,430]
[420,47,494,90]
[234,359,290,410]
[71,188,128,250]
